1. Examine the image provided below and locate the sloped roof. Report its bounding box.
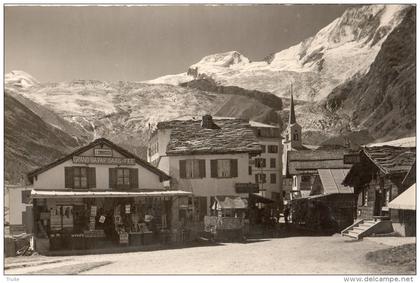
[158,118,262,155]
[27,138,170,183]
[362,146,416,175]
[388,184,416,210]
[288,149,352,175]
[317,169,353,194]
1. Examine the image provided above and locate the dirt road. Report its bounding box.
[6,235,415,275]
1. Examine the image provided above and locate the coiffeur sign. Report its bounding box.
[72,156,136,165]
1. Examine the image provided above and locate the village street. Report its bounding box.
[6,235,415,275]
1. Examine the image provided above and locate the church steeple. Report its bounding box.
[289,84,296,125]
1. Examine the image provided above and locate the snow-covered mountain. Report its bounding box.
[5,72,282,183]
[145,5,410,101]
[5,70,40,88]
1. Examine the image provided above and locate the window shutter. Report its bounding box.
[130,168,139,189]
[179,160,187,179]
[211,160,218,178]
[199,160,206,178]
[65,167,73,189]
[109,168,116,189]
[255,174,259,184]
[88,168,96,189]
[230,159,238,177]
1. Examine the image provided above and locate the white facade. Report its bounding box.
[33,143,166,191]
[249,122,283,202]
[148,119,263,214]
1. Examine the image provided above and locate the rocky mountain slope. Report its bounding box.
[5,92,84,184]
[323,6,416,142]
[146,5,410,102]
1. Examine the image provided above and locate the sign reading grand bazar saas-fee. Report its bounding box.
[72,156,136,165]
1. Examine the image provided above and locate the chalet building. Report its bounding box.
[341,145,416,238]
[27,138,191,253]
[249,121,283,203]
[287,149,353,199]
[148,115,264,219]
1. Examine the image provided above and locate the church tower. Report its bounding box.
[282,84,303,175]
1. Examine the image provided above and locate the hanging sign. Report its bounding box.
[125,204,131,214]
[73,156,135,165]
[94,148,113,157]
[99,215,106,224]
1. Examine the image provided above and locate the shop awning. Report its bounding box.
[250,193,275,204]
[212,196,248,210]
[388,184,416,210]
[30,189,192,199]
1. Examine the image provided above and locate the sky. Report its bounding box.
[5,5,355,82]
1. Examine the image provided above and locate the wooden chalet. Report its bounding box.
[341,146,416,238]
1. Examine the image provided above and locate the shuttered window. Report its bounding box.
[210,159,238,178]
[65,167,96,189]
[109,168,138,189]
[179,160,205,179]
[268,145,278,153]
[255,173,266,184]
[255,158,266,168]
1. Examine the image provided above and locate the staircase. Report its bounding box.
[341,219,393,240]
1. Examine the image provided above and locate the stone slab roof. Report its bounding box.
[287,149,352,175]
[157,118,262,155]
[362,146,416,175]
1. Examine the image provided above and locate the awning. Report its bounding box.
[212,196,248,210]
[388,184,416,210]
[30,189,192,199]
[250,193,275,204]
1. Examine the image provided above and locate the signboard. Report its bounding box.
[94,148,113,157]
[235,183,259,194]
[73,156,135,165]
[344,154,360,164]
[119,232,129,244]
[90,205,97,216]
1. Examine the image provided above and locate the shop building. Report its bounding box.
[28,138,191,253]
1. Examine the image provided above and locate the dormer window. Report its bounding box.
[293,133,299,141]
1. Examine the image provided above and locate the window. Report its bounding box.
[210,159,238,178]
[255,158,266,168]
[301,175,311,182]
[260,145,266,153]
[65,167,95,189]
[255,173,266,184]
[74,167,88,189]
[293,132,299,141]
[217,159,231,178]
[270,158,276,168]
[248,166,252,175]
[270,173,277,184]
[180,159,205,179]
[109,168,138,189]
[117,168,130,185]
[268,145,278,153]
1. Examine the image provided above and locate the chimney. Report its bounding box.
[201,114,219,129]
